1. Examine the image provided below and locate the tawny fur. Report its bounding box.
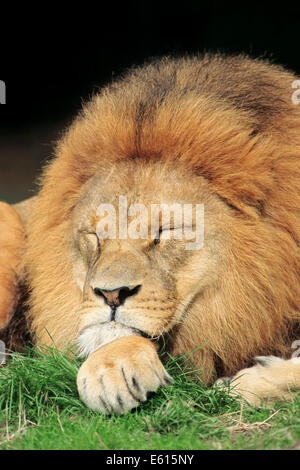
[1,54,300,408]
[0,202,25,328]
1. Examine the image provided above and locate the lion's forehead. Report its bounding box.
[74,165,216,235]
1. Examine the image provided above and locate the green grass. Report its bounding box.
[0,346,299,450]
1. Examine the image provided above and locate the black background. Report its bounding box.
[1,2,300,202]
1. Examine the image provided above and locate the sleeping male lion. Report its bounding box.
[1,54,300,414]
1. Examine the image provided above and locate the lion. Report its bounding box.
[0,54,300,414]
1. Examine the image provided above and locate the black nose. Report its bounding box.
[93,285,141,307]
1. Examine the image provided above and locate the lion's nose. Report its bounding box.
[93,285,141,307]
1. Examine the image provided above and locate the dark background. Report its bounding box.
[1,2,300,202]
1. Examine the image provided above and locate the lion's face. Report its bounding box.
[71,161,226,355]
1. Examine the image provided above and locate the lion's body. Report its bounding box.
[1,54,300,411]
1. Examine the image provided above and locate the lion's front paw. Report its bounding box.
[216,356,300,406]
[76,336,173,414]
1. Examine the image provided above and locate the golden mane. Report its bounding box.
[23,54,300,379]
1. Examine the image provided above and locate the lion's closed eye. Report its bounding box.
[78,232,100,263]
[151,226,178,246]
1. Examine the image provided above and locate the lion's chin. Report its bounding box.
[77,321,142,357]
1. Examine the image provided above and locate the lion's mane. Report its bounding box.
[23,54,300,377]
